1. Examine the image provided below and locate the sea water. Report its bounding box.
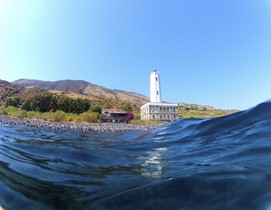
[1,102,271,210]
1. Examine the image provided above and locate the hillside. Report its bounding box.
[13,79,90,94]
[13,79,149,110]
[0,79,238,118]
[178,103,238,118]
[0,80,24,102]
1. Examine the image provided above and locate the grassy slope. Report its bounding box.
[178,103,238,119]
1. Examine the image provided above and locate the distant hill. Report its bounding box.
[13,79,149,110]
[0,80,24,102]
[13,79,90,94]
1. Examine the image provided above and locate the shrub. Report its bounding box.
[40,112,54,121]
[89,105,102,114]
[18,110,28,118]
[5,106,19,117]
[64,113,80,122]
[52,110,65,122]
[27,111,41,119]
[6,106,17,113]
[0,106,7,115]
[132,112,141,120]
[80,112,99,123]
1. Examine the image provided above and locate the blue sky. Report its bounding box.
[0,0,271,110]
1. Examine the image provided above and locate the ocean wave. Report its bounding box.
[1,102,271,209]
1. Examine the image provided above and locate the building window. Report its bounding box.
[156,77,158,81]
[157,91,159,95]
[152,115,155,119]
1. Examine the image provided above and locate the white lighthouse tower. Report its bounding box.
[140,69,179,121]
[150,69,161,103]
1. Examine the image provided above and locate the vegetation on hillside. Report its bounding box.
[2,93,238,124]
[6,92,91,114]
[178,103,238,119]
[0,79,239,124]
[1,90,102,123]
[0,105,101,123]
[0,85,139,124]
[13,79,149,111]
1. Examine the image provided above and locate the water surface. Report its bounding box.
[1,102,271,209]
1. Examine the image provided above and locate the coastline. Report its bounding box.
[0,115,158,132]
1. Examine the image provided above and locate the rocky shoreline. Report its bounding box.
[0,115,158,132]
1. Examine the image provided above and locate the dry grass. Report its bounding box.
[178,103,238,119]
[129,119,167,126]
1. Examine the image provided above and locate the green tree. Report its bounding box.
[57,96,90,114]
[13,91,91,115]
[89,105,102,114]
[22,100,32,111]
[39,92,54,112]
[121,102,132,112]
[57,96,71,113]
[47,95,57,112]
[5,97,20,107]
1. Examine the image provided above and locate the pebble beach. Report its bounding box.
[0,115,158,132]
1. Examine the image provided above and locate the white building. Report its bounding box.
[140,70,179,121]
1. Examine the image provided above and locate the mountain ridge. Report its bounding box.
[13,79,149,100]
[12,79,149,110]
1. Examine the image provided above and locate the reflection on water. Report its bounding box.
[140,147,168,177]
